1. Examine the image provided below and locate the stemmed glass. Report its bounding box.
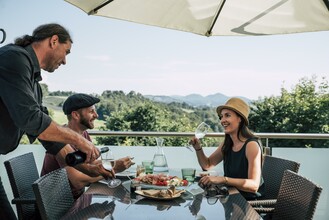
[101,149,121,188]
[195,122,210,139]
[187,122,210,152]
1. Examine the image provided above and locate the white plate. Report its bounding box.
[116,170,136,178]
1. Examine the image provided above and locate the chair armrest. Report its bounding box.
[12,197,36,204]
[249,199,277,207]
[254,206,275,214]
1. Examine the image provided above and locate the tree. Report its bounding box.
[96,100,220,147]
[249,76,329,148]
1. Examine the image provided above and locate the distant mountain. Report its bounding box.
[44,90,251,109]
[144,93,251,107]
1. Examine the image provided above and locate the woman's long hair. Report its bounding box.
[221,116,259,157]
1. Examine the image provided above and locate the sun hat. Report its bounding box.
[216,97,250,125]
[63,93,100,115]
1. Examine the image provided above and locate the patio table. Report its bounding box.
[61,169,262,220]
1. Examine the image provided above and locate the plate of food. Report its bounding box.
[134,173,189,189]
[116,169,136,179]
[135,186,185,200]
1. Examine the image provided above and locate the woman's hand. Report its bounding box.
[198,175,224,187]
[189,137,202,151]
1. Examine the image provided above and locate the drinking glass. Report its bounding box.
[142,160,154,174]
[181,168,196,183]
[195,122,210,139]
[186,122,210,152]
[101,149,121,188]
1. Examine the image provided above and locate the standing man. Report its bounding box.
[41,93,134,199]
[0,23,109,219]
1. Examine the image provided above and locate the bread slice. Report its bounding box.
[159,190,169,198]
[167,185,176,197]
[143,189,160,197]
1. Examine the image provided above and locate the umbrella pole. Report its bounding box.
[206,0,227,36]
[88,0,114,15]
[324,0,329,10]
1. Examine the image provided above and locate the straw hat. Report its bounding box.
[216,97,250,125]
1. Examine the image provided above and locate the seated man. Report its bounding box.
[41,93,134,199]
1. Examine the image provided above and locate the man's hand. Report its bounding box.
[78,138,100,163]
[113,157,135,173]
[98,162,116,180]
[38,122,99,163]
[74,160,115,179]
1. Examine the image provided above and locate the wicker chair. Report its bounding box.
[4,152,39,220]
[250,155,300,210]
[262,170,322,220]
[32,168,74,220]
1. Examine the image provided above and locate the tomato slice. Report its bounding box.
[155,180,168,186]
[181,180,188,186]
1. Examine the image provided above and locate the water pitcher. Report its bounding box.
[152,137,169,172]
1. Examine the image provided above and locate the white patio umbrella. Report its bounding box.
[64,0,329,36]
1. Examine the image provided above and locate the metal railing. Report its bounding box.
[89,131,329,147]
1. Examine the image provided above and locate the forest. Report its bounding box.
[36,76,329,148]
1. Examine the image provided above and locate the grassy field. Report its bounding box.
[50,108,105,128]
[45,96,105,129]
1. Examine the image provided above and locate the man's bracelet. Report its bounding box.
[195,147,202,151]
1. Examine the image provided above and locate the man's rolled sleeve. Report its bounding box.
[39,139,66,155]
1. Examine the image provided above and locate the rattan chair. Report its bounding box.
[249,155,300,210]
[4,152,39,220]
[262,170,322,220]
[32,168,74,220]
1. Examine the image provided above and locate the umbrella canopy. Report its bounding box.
[64,0,329,36]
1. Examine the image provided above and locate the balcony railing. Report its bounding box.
[89,130,329,147]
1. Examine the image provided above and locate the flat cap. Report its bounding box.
[63,93,100,115]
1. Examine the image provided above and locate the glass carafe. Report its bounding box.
[152,137,169,173]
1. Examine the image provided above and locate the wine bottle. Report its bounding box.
[66,147,109,166]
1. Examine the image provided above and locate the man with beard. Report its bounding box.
[41,93,134,199]
[0,23,106,219]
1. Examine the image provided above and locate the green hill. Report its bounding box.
[43,96,105,129]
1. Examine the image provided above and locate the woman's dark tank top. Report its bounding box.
[223,138,265,200]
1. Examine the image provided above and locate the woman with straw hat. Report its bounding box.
[190,97,264,200]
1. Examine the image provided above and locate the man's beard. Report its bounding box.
[80,116,94,130]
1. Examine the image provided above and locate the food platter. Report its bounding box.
[135,173,189,189]
[135,189,185,200]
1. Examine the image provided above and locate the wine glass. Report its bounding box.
[101,149,121,188]
[186,122,210,152]
[195,122,210,139]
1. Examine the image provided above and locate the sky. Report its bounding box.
[1,0,328,100]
